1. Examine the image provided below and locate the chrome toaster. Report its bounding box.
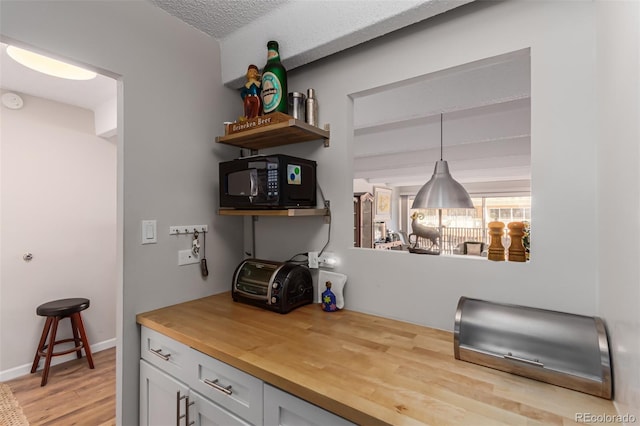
[232,259,313,314]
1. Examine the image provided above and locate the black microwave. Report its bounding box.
[219,154,317,209]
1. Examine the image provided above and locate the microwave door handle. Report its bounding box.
[250,171,258,196]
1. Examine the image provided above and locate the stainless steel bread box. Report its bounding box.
[454,297,612,399]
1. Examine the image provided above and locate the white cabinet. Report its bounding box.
[190,347,263,425]
[141,360,251,426]
[140,360,190,426]
[140,326,353,426]
[263,384,355,426]
[140,327,261,425]
[190,390,251,426]
[141,325,192,379]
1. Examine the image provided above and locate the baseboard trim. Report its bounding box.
[0,338,116,382]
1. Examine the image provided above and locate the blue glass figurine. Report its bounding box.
[321,281,338,312]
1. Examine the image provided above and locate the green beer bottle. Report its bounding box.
[261,41,288,114]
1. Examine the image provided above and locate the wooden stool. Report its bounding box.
[31,298,95,386]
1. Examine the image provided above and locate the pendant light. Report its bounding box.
[411,113,474,209]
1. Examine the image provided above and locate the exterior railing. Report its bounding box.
[441,227,487,254]
[408,226,489,254]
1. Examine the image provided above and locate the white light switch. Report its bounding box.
[141,220,157,244]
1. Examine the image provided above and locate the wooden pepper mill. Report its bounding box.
[488,221,506,261]
[507,221,527,262]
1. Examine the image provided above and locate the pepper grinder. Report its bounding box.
[305,88,318,127]
[487,221,506,261]
[507,222,527,262]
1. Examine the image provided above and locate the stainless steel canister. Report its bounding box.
[288,92,306,120]
[305,88,318,126]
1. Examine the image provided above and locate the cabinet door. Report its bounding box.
[190,390,251,426]
[263,384,355,426]
[140,360,190,426]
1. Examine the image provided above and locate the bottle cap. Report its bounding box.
[307,88,315,98]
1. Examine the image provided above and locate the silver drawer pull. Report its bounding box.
[504,352,544,367]
[149,347,171,361]
[203,378,233,395]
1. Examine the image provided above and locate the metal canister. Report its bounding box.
[305,88,318,127]
[288,92,306,120]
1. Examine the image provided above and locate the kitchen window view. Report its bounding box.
[406,196,531,256]
[352,50,532,257]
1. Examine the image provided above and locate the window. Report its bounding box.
[407,196,531,255]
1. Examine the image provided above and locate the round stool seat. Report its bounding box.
[31,297,94,386]
[36,298,90,317]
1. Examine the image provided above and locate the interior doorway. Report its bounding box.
[0,41,119,385]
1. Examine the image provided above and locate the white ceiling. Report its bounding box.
[0,42,117,112]
[0,0,471,111]
[2,0,522,192]
[353,50,531,189]
[147,0,292,40]
[146,0,473,87]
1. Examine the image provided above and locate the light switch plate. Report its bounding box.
[141,220,157,244]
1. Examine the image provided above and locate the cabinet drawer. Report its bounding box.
[264,384,355,426]
[190,390,252,426]
[141,326,192,382]
[189,349,263,426]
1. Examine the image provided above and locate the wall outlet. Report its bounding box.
[308,251,319,269]
[178,249,199,266]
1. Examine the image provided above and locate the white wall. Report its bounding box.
[0,2,242,424]
[258,0,599,325]
[254,0,635,411]
[596,1,640,420]
[3,0,638,422]
[0,92,116,379]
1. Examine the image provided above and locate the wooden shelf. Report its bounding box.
[218,208,329,217]
[216,117,330,151]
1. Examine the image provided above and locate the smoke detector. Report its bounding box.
[2,92,24,110]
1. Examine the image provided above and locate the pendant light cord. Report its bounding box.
[440,113,444,161]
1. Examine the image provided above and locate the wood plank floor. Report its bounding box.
[4,348,115,426]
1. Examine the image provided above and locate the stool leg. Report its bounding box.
[31,317,53,374]
[41,317,60,386]
[72,312,94,369]
[69,314,82,359]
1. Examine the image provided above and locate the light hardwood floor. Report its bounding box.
[5,347,115,426]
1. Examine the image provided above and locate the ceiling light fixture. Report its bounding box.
[411,113,473,210]
[6,46,97,81]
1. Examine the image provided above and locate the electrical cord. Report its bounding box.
[286,252,309,264]
[318,207,331,257]
[286,182,331,263]
[316,182,331,257]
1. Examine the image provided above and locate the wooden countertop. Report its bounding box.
[136,293,619,425]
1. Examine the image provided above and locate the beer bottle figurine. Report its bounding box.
[261,40,288,114]
[240,64,261,120]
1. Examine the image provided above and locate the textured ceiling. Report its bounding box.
[147,0,291,40]
[147,0,474,87]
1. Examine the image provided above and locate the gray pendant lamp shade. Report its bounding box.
[411,114,474,209]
